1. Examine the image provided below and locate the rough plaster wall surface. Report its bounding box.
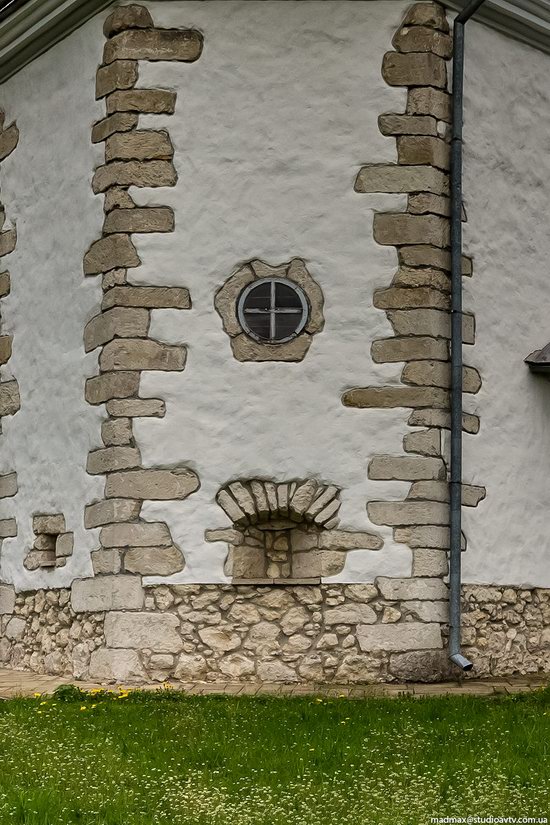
[0,16,106,591]
[461,21,550,588]
[125,0,415,584]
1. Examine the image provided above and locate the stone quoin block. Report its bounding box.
[354,164,448,195]
[382,52,447,88]
[373,286,449,311]
[86,446,142,475]
[342,385,449,409]
[402,360,481,393]
[397,135,450,170]
[106,398,165,418]
[368,455,446,481]
[91,112,138,143]
[367,500,449,526]
[85,371,140,405]
[101,286,190,311]
[103,207,175,235]
[105,89,177,115]
[95,60,138,99]
[99,339,186,372]
[103,28,203,64]
[105,130,173,162]
[393,25,452,58]
[124,545,185,575]
[105,468,200,500]
[84,307,149,352]
[394,525,466,550]
[377,577,449,601]
[403,2,450,31]
[92,160,177,193]
[101,417,133,446]
[371,336,448,363]
[388,309,475,343]
[392,265,451,291]
[403,428,441,457]
[103,4,154,38]
[378,113,437,137]
[99,521,172,548]
[408,408,480,434]
[83,234,141,275]
[373,213,449,248]
[407,87,451,121]
[84,498,141,528]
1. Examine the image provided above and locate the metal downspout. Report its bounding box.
[449,0,485,671]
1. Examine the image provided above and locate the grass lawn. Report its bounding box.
[0,685,548,825]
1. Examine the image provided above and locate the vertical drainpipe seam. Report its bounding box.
[449,0,486,672]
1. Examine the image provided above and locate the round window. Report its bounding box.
[237,278,309,343]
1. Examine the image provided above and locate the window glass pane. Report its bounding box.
[245,312,272,340]
[275,313,301,340]
[243,281,271,311]
[275,282,302,309]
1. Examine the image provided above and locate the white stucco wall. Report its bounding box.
[126,0,417,584]
[0,16,105,590]
[461,20,550,587]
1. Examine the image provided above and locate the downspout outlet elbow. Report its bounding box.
[449,652,473,671]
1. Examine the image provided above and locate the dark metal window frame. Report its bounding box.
[237,278,309,344]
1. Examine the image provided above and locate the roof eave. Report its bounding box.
[445,0,550,55]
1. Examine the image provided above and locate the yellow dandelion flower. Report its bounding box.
[33,693,41,698]
[79,706,87,711]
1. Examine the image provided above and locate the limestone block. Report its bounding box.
[280,606,309,635]
[83,234,140,275]
[104,189,136,213]
[85,307,149,352]
[354,164,448,195]
[105,468,199,500]
[92,160,177,194]
[103,207,175,235]
[403,428,441,457]
[71,576,144,612]
[0,334,12,364]
[5,617,26,640]
[216,489,247,525]
[198,627,240,652]
[397,135,450,170]
[0,271,10,297]
[408,193,452,217]
[55,533,74,558]
[324,604,377,625]
[0,584,15,614]
[91,112,138,143]
[250,481,270,521]
[105,611,182,652]
[335,653,383,683]
[106,398,165,418]
[382,52,447,88]
[372,336,448,367]
[378,113,437,136]
[85,498,141,528]
[373,213,449,248]
[99,339,186,372]
[106,89,176,115]
[319,530,382,551]
[218,653,255,678]
[313,497,341,526]
[408,407,479,434]
[368,500,449,527]
[0,380,20,416]
[85,372,140,405]
[398,244,459,272]
[305,485,339,520]
[402,360,481,392]
[357,622,442,652]
[87,446,141,474]
[174,653,208,680]
[0,123,19,161]
[105,130,173,162]
[290,479,317,519]
[25,549,54,569]
[389,649,452,682]
[407,87,451,121]
[91,548,122,575]
[394,525,466,550]
[368,455,446,481]
[403,3,450,31]
[89,647,146,682]
[100,522,172,548]
[342,386,448,410]
[0,518,17,538]
[0,472,17,498]
[388,309,475,343]
[95,60,138,99]
[344,584,379,602]
[403,600,448,623]
[256,660,297,682]
[377,577,448,601]
[373,286,448,310]
[103,4,154,37]
[103,28,203,63]
[393,265,450,290]
[412,547,448,577]
[0,228,16,257]
[102,417,133,447]
[124,545,184,575]
[393,25,452,58]
[102,286,190,311]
